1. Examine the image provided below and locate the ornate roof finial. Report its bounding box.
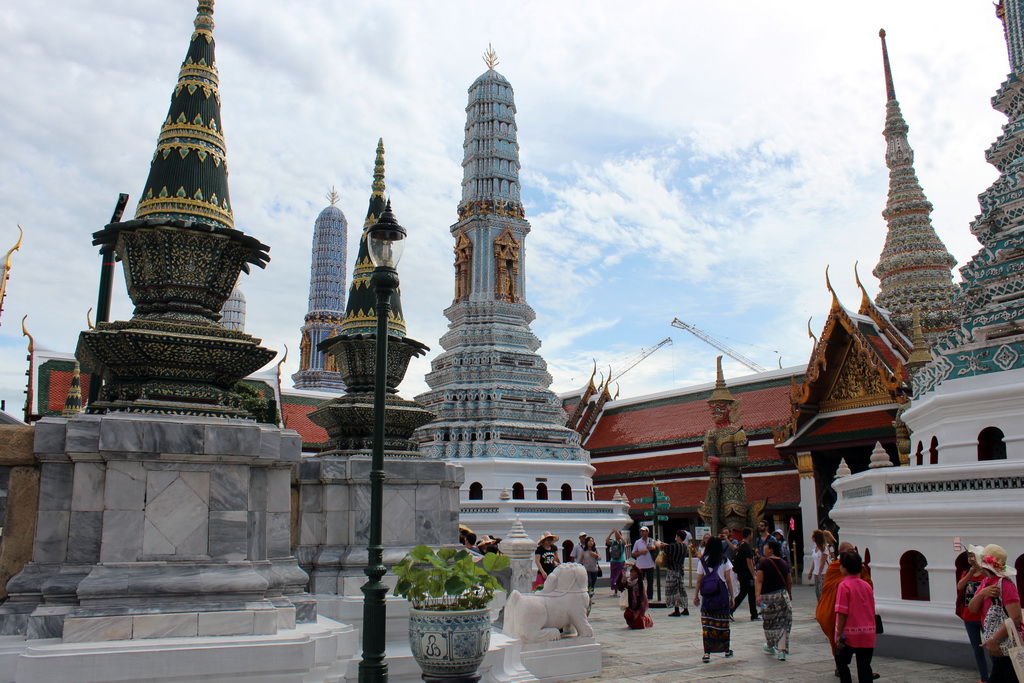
[483,43,499,70]
[708,355,736,404]
[825,264,835,297]
[0,224,24,326]
[906,307,933,372]
[327,186,340,206]
[879,29,896,101]
[372,138,386,199]
[807,316,817,344]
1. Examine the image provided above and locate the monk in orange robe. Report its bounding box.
[815,541,873,655]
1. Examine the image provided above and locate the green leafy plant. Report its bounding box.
[393,545,511,611]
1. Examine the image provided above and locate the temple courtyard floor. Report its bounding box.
[574,583,975,682]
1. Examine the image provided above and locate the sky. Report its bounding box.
[0,1,1012,414]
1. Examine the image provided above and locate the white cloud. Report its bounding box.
[0,0,1011,410]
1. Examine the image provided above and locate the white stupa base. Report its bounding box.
[830,459,1024,668]
[519,637,602,682]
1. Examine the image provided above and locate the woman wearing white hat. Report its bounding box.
[967,543,1022,683]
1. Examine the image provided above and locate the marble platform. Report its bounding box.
[0,413,314,643]
[0,616,356,683]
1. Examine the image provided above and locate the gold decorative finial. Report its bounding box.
[483,43,499,70]
[327,186,340,206]
[906,307,933,372]
[87,308,95,330]
[21,315,32,352]
[807,317,818,344]
[0,224,24,326]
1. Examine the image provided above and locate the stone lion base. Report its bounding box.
[519,637,601,682]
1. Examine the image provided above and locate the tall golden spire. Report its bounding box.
[327,187,340,206]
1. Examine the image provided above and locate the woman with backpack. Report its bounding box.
[756,537,793,661]
[693,537,735,663]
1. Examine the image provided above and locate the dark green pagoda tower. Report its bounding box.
[76,0,274,417]
[134,0,233,232]
[338,139,406,338]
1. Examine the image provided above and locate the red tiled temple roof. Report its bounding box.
[281,399,328,446]
[46,370,92,413]
[585,380,796,454]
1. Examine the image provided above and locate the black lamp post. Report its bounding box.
[358,200,406,683]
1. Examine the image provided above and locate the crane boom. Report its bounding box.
[609,337,672,383]
[670,318,768,373]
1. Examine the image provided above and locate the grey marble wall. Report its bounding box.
[0,413,316,643]
[293,454,463,601]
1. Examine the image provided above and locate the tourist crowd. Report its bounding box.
[466,522,1021,682]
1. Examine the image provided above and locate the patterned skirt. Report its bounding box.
[665,568,688,608]
[762,589,792,652]
[610,561,624,591]
[701,609,731,653]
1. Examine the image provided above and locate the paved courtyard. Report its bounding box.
[574,583,975,682]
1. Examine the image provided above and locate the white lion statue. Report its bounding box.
[503,563,593,643]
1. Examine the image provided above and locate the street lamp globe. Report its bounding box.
[367,200,406,269]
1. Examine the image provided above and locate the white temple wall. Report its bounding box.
[831,459,1024,666]
[903,367,1024,465]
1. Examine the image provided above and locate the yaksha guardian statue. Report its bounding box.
[698,356,750,533]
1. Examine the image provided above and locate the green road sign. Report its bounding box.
[633,497,654,504]
[654,502,670,509]
[654,514,669,521]
[654,493,670,501]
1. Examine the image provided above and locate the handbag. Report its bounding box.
[982,578,1013,656]
[597,565,603,577]
[655,547,667,568]
[875,614,884,635]
[1005,616,1024,681]
[618,590,629,611]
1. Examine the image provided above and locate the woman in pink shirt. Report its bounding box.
[967,543,1022,683]
[834,550,877,683]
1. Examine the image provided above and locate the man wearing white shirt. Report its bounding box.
[632,526,657,599]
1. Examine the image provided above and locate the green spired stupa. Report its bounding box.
[76,0,275,417]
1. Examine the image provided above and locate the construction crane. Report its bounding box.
[607,337,672,383]
[670,318,768,373]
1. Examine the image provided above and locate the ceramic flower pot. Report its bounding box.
[408,607,491,678]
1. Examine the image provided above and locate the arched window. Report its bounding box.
[978,427,1007,461]
[900,550,930,600]
[560,483,572,501]
[929,437,939,465]
[468,482,483,500]
[512,482,524,500]
[536,483,548,500]
[915,441,923,467]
